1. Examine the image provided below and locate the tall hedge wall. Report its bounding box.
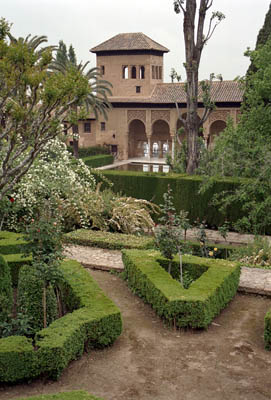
[93,170,243,229]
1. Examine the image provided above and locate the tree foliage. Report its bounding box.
[50,40,112,158]
[199,39,271,234]
[0,19,98,200]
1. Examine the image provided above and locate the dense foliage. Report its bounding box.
[198,38,271,234]
[0,19,97,200]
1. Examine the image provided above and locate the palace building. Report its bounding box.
[69,32,243,160]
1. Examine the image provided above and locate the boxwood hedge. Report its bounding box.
[264,308,271,350]
[14,391,103,400]
[0,231,29,254]
[64,229,155,250]
[0,255,13,324]
[17,266,58,332]
[122,249,240,329]
[0,259,122,382]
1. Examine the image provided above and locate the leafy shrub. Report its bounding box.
[0,255,12,325]
[17,266,58,332]
[122,249,240,329]
[230,237,271,268]
[0,313,34,338]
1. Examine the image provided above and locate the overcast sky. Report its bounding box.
[1,0,270,82]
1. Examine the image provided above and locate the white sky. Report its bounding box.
[1,0,270,82]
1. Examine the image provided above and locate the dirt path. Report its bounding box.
[1,270,271,400]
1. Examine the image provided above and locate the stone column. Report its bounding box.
[170,130,175,160]
[123,131,129,160]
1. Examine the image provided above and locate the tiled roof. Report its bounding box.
[91,33,169,53]
[109,81,243,104]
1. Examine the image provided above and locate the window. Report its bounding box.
[100,65,105,75]
[152,65,155,79]
[131,66,137,79]
[156,66,159,79]
[136,86,141,93]
[159,66,162,80]
[101,122,106,131]
[122,66,128,79]
[72,124,78,134]
[84,122,91,133]
[140,66,145,79]
[63,123,68,136]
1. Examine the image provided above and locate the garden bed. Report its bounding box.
[0,259,122,383]
[122,249,240,329]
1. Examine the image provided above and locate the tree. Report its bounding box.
[199,38,271,234]
[173,1,225,174]
[169,68,181,82]
[0,19,98,200]
[51,41,112,158]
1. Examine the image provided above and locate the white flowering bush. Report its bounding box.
[1,138,96,231]
[1,138,158,234]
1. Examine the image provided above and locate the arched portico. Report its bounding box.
[128,119,147,158]
[151,119,171,158]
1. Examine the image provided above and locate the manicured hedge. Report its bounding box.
[0,231,29,254]
[17,266,58,332]
[0,259,122,382]
[0,255,13,324]
[122,249,240,329]
[82,154,114,168]
[15,391,104,400]
[264,308,271,350]
[93,170,243,229]
[2,253,32,287]
[64,229,155,250]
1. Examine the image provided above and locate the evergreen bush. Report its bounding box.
[17,266,58,331]
[122,249,240,329]
[0,255,13,324]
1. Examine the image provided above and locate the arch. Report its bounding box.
[128,119,147,158]
[176,113,202,143]
[140,66,145,79]
[151,119,171,158]
[208,120,227,148]
[131,66,137,79]
[122,66,128,79]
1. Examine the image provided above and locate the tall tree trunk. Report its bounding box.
[186,67,200,174]
[73,139,79,159]
[43,284,47,328]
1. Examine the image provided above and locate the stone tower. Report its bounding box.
[90,32,169,97]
